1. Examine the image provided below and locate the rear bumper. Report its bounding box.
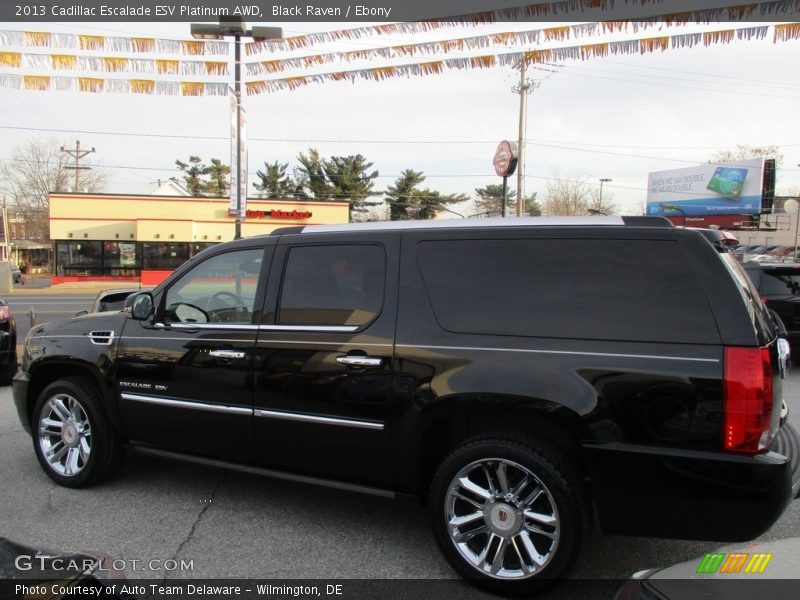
[585,424,800,541]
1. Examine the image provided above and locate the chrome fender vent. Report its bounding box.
[88,330,115,346]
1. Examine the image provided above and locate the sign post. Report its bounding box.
[493,141,518,217]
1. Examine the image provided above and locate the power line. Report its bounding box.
[2,124,798,150]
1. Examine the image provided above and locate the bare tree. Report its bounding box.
[588,188,618,216]
[708,145,783,166]
[0,138,107,240]
[543,172,617,216]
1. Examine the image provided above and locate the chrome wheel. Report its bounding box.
[38,393,92,477]
[445,458,560,580]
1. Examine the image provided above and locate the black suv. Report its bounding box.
[12,217,800,596]
[744,262,800,365]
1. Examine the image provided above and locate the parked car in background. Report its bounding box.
[76,287,153,316]
[11,264,22,284]
[0,297,17,384]
[744,263,800,364]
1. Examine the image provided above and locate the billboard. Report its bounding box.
[646,158,765,216]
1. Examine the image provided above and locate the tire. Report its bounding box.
[429,435,589,596]
[32,377,122,488]
[0,353,17,386]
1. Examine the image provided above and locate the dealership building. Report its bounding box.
[49,191,350,284]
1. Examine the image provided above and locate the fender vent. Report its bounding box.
[88,330,115,346]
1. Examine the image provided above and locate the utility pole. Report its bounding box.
[512,58,538,216]
[60,140,95,193]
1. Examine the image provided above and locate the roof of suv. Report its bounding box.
[270,215,672,236]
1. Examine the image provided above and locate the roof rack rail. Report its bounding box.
[621,216,673,227]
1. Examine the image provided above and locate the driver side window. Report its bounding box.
[164,249,263,325]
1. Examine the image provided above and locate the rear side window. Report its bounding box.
[417,238,719,344]
[278,244,385,327]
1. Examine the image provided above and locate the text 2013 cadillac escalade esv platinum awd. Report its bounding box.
[12,216,800,595]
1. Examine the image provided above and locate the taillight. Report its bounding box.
[0,305,8,321]
[723,347,773,454]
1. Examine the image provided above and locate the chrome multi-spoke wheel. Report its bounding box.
[38,393,92,476]
[445,458,559,579]
[431,437,587,595]
[32,377,122,488]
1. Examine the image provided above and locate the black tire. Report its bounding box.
[0,353,17,386]
[32,377,122,488]
[429,435,589,597]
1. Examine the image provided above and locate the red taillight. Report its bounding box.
[723,347,773,454]
[0,306,8,321]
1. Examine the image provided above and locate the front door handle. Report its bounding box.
[209,350,246,360]
[336,355,384,368]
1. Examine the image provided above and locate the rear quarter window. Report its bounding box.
[417,238,720,344]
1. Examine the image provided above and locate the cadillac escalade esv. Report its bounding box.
[12,216,800,595]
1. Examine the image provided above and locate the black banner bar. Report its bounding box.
[2,0,799,23]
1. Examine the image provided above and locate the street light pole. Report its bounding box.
[599,178,611,208]
[191,19,282,241]
[234,31,242,239]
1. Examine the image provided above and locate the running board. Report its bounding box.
[132,446,396,499]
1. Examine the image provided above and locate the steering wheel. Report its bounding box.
[207,291,249,322]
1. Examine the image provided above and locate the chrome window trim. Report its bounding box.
[395,344,720,363]
[120,393,253,415]
[254,409,384,431]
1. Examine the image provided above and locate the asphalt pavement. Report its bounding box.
[1,363,799,599]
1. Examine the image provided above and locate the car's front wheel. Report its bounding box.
[429,435,588,596]
[32,377,122,488]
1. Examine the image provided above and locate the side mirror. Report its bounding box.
[75,310,88,317]
[126,292,155,321]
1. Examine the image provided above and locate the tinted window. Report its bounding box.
[165,249,263,324]
[417,238,719,344]
[759,269,800,296]
[278,244,385,326]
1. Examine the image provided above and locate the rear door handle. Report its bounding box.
[336,355,384,368]
[209,350,246,360]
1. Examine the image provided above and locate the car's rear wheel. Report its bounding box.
[32,377,121,488]
[429,435,588,596]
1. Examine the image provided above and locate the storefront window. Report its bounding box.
[56,241,103,276]
[103,242,140,276]
[143,242,190,270]
[190,242,219,258]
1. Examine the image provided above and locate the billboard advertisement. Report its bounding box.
[646,158,765,216]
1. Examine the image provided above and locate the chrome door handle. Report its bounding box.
[336,355,384,368]
[209,350,246,359]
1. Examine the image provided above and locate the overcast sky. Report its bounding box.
[1,18,799,217]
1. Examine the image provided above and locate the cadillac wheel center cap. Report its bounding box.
[489,503,518,533]
[63,423,79,446]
